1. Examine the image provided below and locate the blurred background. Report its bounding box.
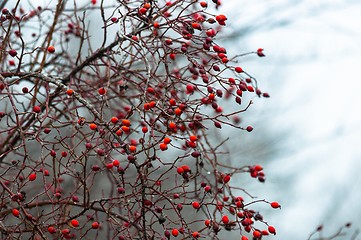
[220,0,361,239]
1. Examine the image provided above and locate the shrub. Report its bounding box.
[0,1,274,239]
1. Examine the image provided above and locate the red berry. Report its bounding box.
[33,105,41,113]
[122,119,131,126]
[204,185,211,192]
[247,85,254,92]
[72,196,79,202]
[228,77,235,84]
[121,126,130,132]
[205,219,211,227]
[213,65,221,72]
[235,66,243,73]
[66,89,74,96]
[256,88,262,96]
[171,229,178,237]
[189,135,197,142]
[223,174,231,183]
[222,57,228,63]
[192,231,200,238]
[177,167,184,174]
[44,128,51,134]
[200,1,207,7]
[254,165,263,171]
[246,126,253,132]
[192,201,200,209]
[98,87,106,95]
[263,92,270,98]
[215,14,227,22]
[253,230,261,238]
[48,226,57,234]
[92,165,100,171]
[186,84,194,93]
[153,21,160,28]
[50,150,56,157]
[61,228,70,235]
[9,49,17,57]
[241,236,248,240]
[257,48,265,57]
[144,103,151,110]
[117,187,125,194]
[70,219,79,227]
[268,226,276,234]
[61,151,68,157]
[2,8,9,14]
[112,159,120,167]
[164,230,171,238]
[237,212,244,218]
[12,209,20,217]
[43,169,50,176]
[174,107,182,116]
[147,87,155,94]
[168,122,176,129]
[169,53,176,60]
[149,101,156,108]
[271,201,280,209]
[179,103,187,110]
[191,150,200,158]
[250,170,258,178]
[47,45,55,53]
[181,165,190,172]
[141,126,148,133]
[191,22,201,30]
[111,17,118,23]
[163,137,171,144]
[214,121,222,129]
[22,87,29,93]
[89,123,97,130]
[221,215,229,224]
[110,117,119,124]
[128,145,136,152]
[236,201,243,208]
[176,205,183,212]
[169,98,176,106]
[206,29,216,37]
[92,222,100,229]
[29,173,37,181]
[159,143,168,151]
[139,7,147,15]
